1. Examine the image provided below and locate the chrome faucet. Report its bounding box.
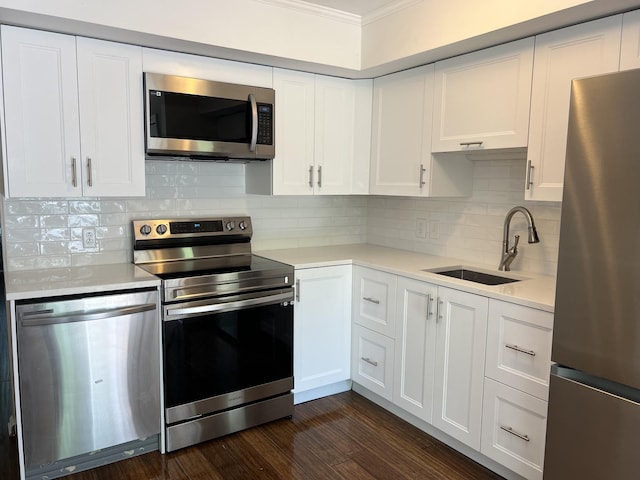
[499,206,540,271]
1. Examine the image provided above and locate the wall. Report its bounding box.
[2,158,560,276]
[1,161,368,271]
[366,158,561,276]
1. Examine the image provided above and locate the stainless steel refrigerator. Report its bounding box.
[544,69,640,479]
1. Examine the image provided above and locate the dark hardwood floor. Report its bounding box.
[1,391,504,480]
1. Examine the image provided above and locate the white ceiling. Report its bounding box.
[301,0,405,16]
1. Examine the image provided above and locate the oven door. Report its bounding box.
[163,287,293,425]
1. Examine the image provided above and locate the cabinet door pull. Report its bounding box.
[71,157,78,187]
[437,298,444,322]
[505,343,536,356]
[361,357,378,367]
[308,165,314,188]
[363,297,380,305]
[427,294,433,319]
[459,141,483,147]
[295,279,301,302]
[317,165,322,188]
[419,164,426,188]
[500,425,530,442]
[526,160,534,190]
[87,157,93,187]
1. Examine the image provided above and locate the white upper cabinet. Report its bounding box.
[432,38,534,153]
[271,69,316,195]
[369,65,473,197]
[620,9,640,70]
[1,26,145,198]
[249,69,371,196]
[525,15,622,202]
[76,38,145,197]
[369,65,434,197]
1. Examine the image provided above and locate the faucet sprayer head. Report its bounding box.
[528,226,540,244]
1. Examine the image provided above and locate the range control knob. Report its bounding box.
[156,224,168,235]
[225,221,235,231]
[140,224,152,235]
[238,221,247,230]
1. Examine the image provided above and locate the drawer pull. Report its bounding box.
[459,141,483,147]
[363,297,380,305]
[500,425,530,442]
[505,343,536,356]
[361,357,378,367]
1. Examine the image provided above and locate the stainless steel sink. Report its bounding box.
[424,266,522,286]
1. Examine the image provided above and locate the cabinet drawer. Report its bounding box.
[352,267,397,337]
[486,300,553,400]
[481,378,547,480]
[351,324,394,401]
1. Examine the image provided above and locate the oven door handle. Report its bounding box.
[165,291,292,318]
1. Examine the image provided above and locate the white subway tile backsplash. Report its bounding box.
[2,158,560,275]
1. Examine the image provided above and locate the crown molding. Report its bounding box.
[362,0,422,25]
[255,0,423,26]
[255,0,361,25]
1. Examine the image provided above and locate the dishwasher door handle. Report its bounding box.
[20,303,157,327]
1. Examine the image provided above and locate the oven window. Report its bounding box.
[149,91,251,143]
[163,302,293,409]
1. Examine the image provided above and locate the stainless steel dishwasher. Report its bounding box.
[16,288,160,471]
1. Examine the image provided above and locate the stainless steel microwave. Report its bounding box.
[143,73,275,161]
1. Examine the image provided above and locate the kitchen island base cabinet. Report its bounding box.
[293,265,352,403]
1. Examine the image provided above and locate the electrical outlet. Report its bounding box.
[416,218,427,239]
[83,228,97,248]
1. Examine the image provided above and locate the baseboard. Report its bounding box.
[294,380,352,404]
[351,382,525,480]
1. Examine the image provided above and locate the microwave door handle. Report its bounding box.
[249,93,258,152]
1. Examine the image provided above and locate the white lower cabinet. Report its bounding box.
[393,277,437,422]
[485,300,554,400]
[432,286,489,450]
[349,268,553,478]
[293,265,352,401]
[481,378,548,480]
[352,266,397,337]
[351,324,395,400]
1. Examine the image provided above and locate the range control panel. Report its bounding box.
[133,216,252,241]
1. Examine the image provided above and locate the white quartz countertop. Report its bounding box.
[4,263,160,301]
[257,244,556,312]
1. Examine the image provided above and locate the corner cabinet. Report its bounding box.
[293,265,352,403]
[525,15,622,202]
[249,69,371,196]
[369,65,473,197]
[1,26,145,198]
[431,38,534,153]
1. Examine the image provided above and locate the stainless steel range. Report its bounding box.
[132,216,294,452]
